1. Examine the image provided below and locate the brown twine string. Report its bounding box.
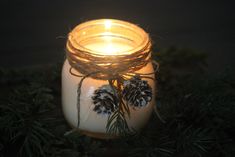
[66,38,153,80]
[66,39,161,130]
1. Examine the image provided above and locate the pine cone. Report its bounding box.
[92,85,119,115]
[123,76,152,108]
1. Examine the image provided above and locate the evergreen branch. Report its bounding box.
[106,77,133,136]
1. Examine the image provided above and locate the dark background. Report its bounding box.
[0,1,235,157]
[0,0,234,73]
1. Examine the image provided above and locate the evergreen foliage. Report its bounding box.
[0,47,234,157]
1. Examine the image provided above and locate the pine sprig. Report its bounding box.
[106,78,132,136]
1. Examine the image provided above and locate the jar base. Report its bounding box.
[67,123,118,139]
[78,129,118,139]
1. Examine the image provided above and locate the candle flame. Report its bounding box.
[104,20,112,29]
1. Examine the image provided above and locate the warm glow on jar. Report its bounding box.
[68,19,151,55]
[62,19,155,139]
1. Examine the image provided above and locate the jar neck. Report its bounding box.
[67,41,151,79]
[66,19,152,80]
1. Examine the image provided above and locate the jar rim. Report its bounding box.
[67,19,151,56]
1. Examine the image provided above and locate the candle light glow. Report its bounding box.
[85,38,133,55]
[69,19,149,56]
[63,19,155,139]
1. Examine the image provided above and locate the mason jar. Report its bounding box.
[62,19,156,139]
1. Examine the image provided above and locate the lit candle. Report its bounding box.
[62,19,156,139]
[85,20,134,55]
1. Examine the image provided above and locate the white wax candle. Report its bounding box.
[62,60,155,134]
[62,19,155,138]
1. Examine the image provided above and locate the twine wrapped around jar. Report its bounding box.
[66,34,152,80]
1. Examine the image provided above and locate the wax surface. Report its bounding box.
[85,37,134,55]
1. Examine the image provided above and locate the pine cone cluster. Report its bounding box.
[123,76,152,108]
[92,76,152,115]
[92,85,119,115]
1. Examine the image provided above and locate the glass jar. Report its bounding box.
[62,19,156,139]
